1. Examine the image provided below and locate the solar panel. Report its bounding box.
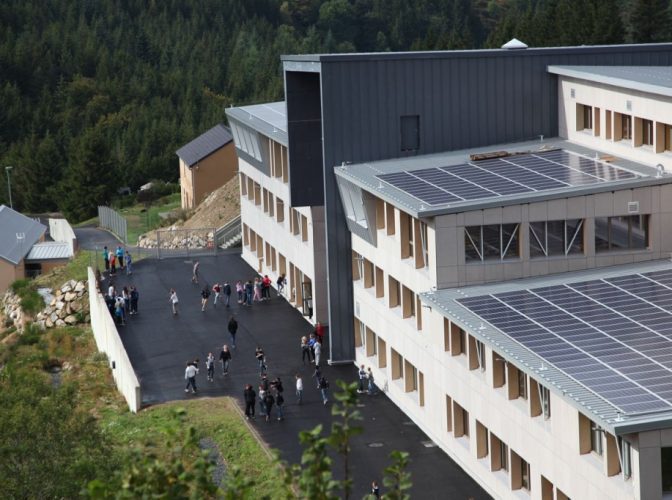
[377,149,640,207]
[458,270,672,415]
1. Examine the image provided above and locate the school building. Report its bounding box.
[227,43,672,499]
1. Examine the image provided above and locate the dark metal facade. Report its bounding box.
[283,44,672,363]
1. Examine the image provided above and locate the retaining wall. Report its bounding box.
[87,267,141,412]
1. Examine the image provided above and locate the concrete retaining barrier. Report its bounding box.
[87,267,141,412]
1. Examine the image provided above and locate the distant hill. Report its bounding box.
[0,0,669,221]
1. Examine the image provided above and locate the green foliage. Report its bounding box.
[10,278,44,315]
[329,380,363,499]
[628,0,672,42]
[0,372,116,498]
[381,451,412,500]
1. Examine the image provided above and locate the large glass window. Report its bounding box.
[529,219,584,258]
[595,215,649,252]
[465,224,519,262]
[337,179,368,229]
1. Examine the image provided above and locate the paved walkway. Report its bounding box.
[107,255,490,499]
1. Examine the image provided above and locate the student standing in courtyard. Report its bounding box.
[295,373,304,405]
[243,384,256,419]
[116,245,124,269]
[275,390,284,420]
[358,364,367,393]
[227,316,238,348]
[184,361,198,393]
[255,346,266,375]
[206,352,215,382]
[125,250,133,275]
[103,246,110,273]
[169,288,179,315]
[318,375,329,405]
[301,336,310,365]
[313,338,322,366]
[276,274,285,296]
[222,280,232,307]
[236,280,244,304]
[212,282,221,307]
[200,285,211,311]
[367,367,377,395]
[192,260,200,284]
[219,344,232,375]
[109,252,117,275]
[129,285,139,314]
[263,390,275,422]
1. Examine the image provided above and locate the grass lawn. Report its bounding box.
[33,250,94,290]
[118,193,182,245]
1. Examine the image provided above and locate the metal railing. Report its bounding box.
[98,206,128,244]
[215,215,241,248]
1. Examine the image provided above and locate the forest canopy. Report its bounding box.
[0,0,670,220]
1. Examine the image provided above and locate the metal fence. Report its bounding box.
[156,227,217,259]
[98,206,128,244]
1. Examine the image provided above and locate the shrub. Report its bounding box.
[9,279,44,316]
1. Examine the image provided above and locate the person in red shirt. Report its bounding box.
[314,321,324,343]
[262,275,272,300]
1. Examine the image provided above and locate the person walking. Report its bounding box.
[116,245,125,269]
[262,275,272,300]
[212,283,221,307]
[125,250,133,275]
[108,283,115,298]
[301,336,310,365]
[227,316,238,348]
[122,286,130,314]
[371,480,381,498]
[169,288,179,315]
[243,384,256,419]
[129,286,139,315]
[255,346,266,376]
[219,344,232,375]
[102,246,110,274]
[314,321,324,343]
[192,260,200,284]
[318,375,329,405]
[223,280,232,307]
[275,391,284,421]
[295,373,304,405]
[201,285,211,311]
[253,278,262,302]
[236,280,244,304]
[367,367,377,395]
[358,364,367,393]
[313,338,322,367]
[276,274,285,296]
[245,279,254,305]
[313,365,322,389]
[109,253,117,275]
[308,334,317,363]
[263,390,275,422]
[206,352,215,382]
[114,297,125,326]
[258,386,267,417]
[185,361,198,394]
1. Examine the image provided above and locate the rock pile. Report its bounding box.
[138,228,215,249]
[2,291,26,332]
[35,280,90,329]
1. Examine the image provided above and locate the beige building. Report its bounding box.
[176,124,237,209]
[333,67,672,500]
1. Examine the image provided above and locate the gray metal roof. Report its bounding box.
[335,138,668,218]
[548,65,672,97]
[421,259,672,435]
[225,101,288,146]
[175,124,233,167]
[25,241,73,261]
[0,205,46,265]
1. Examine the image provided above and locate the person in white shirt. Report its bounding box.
[184,361,199,393]
[108,284,115,298]
[169,288,179,315]
[295,373,304,405]
[313,339,322,367]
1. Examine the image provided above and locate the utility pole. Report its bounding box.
[5,166,13,209]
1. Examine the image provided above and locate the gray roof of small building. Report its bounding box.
[25,241,73,261]
[0,205,46,265]
[175,124,233,167]
[335,138,669,218]
[225,101,288,146]
[421,260,672,435]
[548,65,672,97]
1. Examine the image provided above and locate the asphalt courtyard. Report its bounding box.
[108,252,490,499]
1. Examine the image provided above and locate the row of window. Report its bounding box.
[242,223,313,317]
[232,124,290,182]
[240,173,309,242]
[374,199,429,269]
[352,251,423,330]
[578,103,672,153]
[465,215,649,262]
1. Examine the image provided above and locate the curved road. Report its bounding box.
[74,226,122,251]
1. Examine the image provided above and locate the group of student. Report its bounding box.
[102,245,132,276]
[105,283,139,325]
[234,274,283,306]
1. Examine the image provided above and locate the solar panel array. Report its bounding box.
[377,150,639,207]
[458,268,672,415]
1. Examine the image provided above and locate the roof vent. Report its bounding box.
[501,38,528,50]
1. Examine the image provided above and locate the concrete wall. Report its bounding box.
[353,291,640,499]
[433,184,671,288]
[238,157,328,324]
[87,267,141,412]
[49,218,78,253]
[558,77,672,171]
[180,143,237,209]
[0,259,21,294]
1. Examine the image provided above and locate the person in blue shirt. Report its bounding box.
[116,246,124,269]
[102,246,109,272]
[125,250,133,275]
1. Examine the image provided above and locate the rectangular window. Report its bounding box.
[366,327,377,357]
[254,183,261,206]
[665,124,672,152]
[453,400,469,438]
[375,266,384,298]
[391,349,403,380]
[354,317,364,348]
[530,379,551,419]
[595,215,649,252]
[493,352,506,388]
[404,360,417,393]
[622,114,632,140]
[465,224,519,262]
[352,251,362,281]
[444,318,451,352]
[529,219,584,257]
[363,259,374,289]
[400,212,413,259]
[517,370,528,400]
[508,364,527,400]
[580,104,593,130]
[377,337,387,368]
[591,422,603,455]
[262,188,269,213]
[476,421,489,459]
[276,198,285,223]
[451,324,466,356]
[400,115,420,152]
[469,336,486,371]
[240,173,247,196]
[663,447,672,493]
[619,437,632,479]
[268,193,274,217]
[417,220,429,269]
[402,285,415,319]
[388,276,401,309]
[301,214,308,242]
[642,119,654,146]
[445,395,453,432]
[490,433,508,472]
[386,203,396,235]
